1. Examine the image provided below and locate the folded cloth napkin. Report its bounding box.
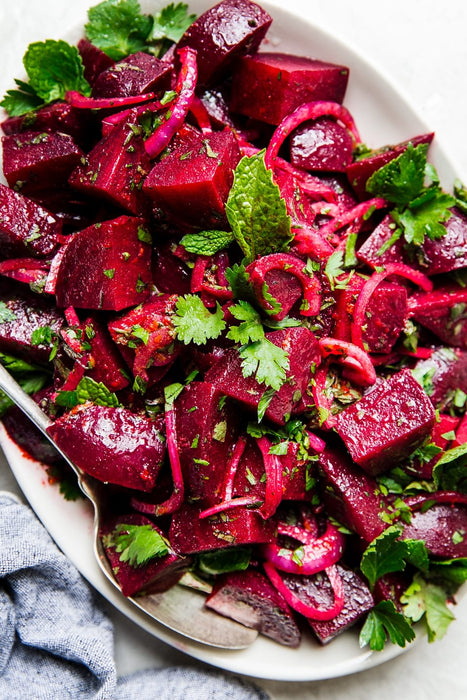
[0,492,270,700]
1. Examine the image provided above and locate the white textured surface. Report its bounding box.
[1,0,467,697]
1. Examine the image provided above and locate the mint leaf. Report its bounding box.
[226,152,292,261]
[56,376,120,409]
[227,301,265,344]
[85,0,153,60]
[180,229,235,256]
[238,337,289,391]
[0,79,44,117]
[432,443,467,493]
[173,294,226,345]
[366,143,429,206]
[359,600,416,651]
[360,525,408,589]
[104,522,169,567]
[401,572,455,642]
[24,40,91,103]
[148,2,196,44]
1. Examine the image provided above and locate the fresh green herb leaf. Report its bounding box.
[104,522,169,567]
[55,376,121,409]
[197,546,251,576]
[0,79,44,117]
[164,382,184,406]
[238,337,289,391]
[359,600,416,651]
[24,40,90,103]
[257,387,276,422]
[137,226,152,244]
[85,0,153,60]
[173,294,226,345]
[401,572,455,642]
[148,2,196,46]
[224,263,256,305]
[392,190,454,246]
[180,229,235,256]
[366,143,429,206]
[103,268,115,279]
[360,525,408,589]
[432,443,467,493]
[227,301,264,344]
[0,302,18,324]
[453,178,467,216]
[130,324,150,345]
[324,250,345,290]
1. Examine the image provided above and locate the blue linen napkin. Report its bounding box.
[0,492,269,700]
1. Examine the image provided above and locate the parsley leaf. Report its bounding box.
[173,294,226,345]
[226,152,292,261]
[401,572,455,642]
[85,0,153,60]
[324,250,346,290]
[359,600,416,651]
[360,525,430,589]
[103,522,169,567]
[366,143,429,206]
[224,263,257,306]
[227,301,265,344]
[239,337,289,392]
[148,3,196,47]
[432,443,467,493]
[180,229,235,256]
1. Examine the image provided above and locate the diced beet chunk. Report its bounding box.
[174,381,239,505]
[408,413,460,480]
[152,244,191,295]
[403,503,467,558]
[2,130,84,196]
[0,183,61,259]
[230,53,349,125]
[82,315,130,392]
[317,446,388,542]
[413,347,467,412]
[143,126,241,230]
[290,117,353,172]
[409,286,467,349]
[373,573,409,612]
[77,38,115,86]
[281,566,373,644]
[206,569,300,647]
[334,370,436,475]
[54,215,152,311]
[47,405,166,492]
[177,0,272,87]
[205,327,321,425]
[100,513,187,597]
[92,52,171,97]
[346,133,434,200]
[169,501,275,554]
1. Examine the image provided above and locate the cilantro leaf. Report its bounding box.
[148,2,196,44]
[359,600,416,651]
[239,337,289,391]
[85,0,153,60]
[401,572,455,642]
[226,152,292,261]
[180,229,235,256]
[324,250,345,290]
[366,143,429,206]
[0,79,44,117]
[392,190,454,246]
[103,522,169,567]
[227,301,265,344]
[172,294,226,345]
[432,443,467,493]
[24,40,91,103]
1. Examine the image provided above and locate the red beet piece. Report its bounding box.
[290,117,354,172]
[453,413,467,448]
[82,315,130,392]
[410,413,460,479]
[177,0,272,87]
[47,405,166,492]
[346,133,434,200]
[357,209,467,276]
[373,573,409,612]
[143,126,241,230]
[245,255,304,321]
[410,286,467,349]
[169,501,275,554]
[334,370,436,475]
[100,513,187,597]
[77,38,115,86]
[0,183,61,258]
[92,52,171,97]
[68,112,151,215]
[54,215,152,311]
[317,446,388,542]
[413,347,467,412]
[2,130,84,196]
[152,243,191,295]
[200,87,235,129]
[206,569,300,647]
[174,381,239,505]
[205,327,321,425]
[332,274,408,353]
[230,53,349,125]
[403,504,467,558]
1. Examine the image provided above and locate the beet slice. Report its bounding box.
[77,38,115,86]
[230,53,349,125]
[334,370,436,475]
[2,130,84,195]
[317,446,388,542]
[280,565,373,644]
[373,573,410,612]
[402,503,467,558]
[152,243,191,295]
[143,126,241,230]
[169,501,275,554]
[409,413,460,479]
[410,286,467,349]
[357,209,467,276]
[100,512,187,597]
[346,132,434,200]
[92,52,171,98]
[47,405,166,492]
[413,347,467,412]
[290,117,354,172]
[81,315,130,392]
[174,381,239,505]
[177,0,272,87]
[205,327,321,425]
[0,183,61,259]
[205,569,300,646]
[54,215,152,311]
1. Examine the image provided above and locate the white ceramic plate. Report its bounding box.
[0,0,461,682]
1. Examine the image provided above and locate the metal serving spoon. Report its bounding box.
[0,363,258,649]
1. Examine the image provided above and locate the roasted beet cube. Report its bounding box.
[92,52,171,97]
[346,133,434,200]
[318,447,388,542]
[410,286,467,349]
[174,381,239,505]
[205,327,321,425]
[177,0,272,86]
[2,130,84,195]
[47,405,166,492]
[54,215,152,311]
[152,243,191,295]
[413,347,467,412]
[335,370,436,475]
[100,513,187,597]
[0,183,61,258]
[373,573,410,612]
[82,315,130,392]
[230,53,349,125]
[290,117,354,172]
[409,413,460,480]
[143,126,241,230]
[77,38,115,86]
[169,501,275,554]
[206,569,300,647]
[402,503,467,558]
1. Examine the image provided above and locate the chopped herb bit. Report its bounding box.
[103,268,115,279]
[103,522,169,567]
[0,302,17,324]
